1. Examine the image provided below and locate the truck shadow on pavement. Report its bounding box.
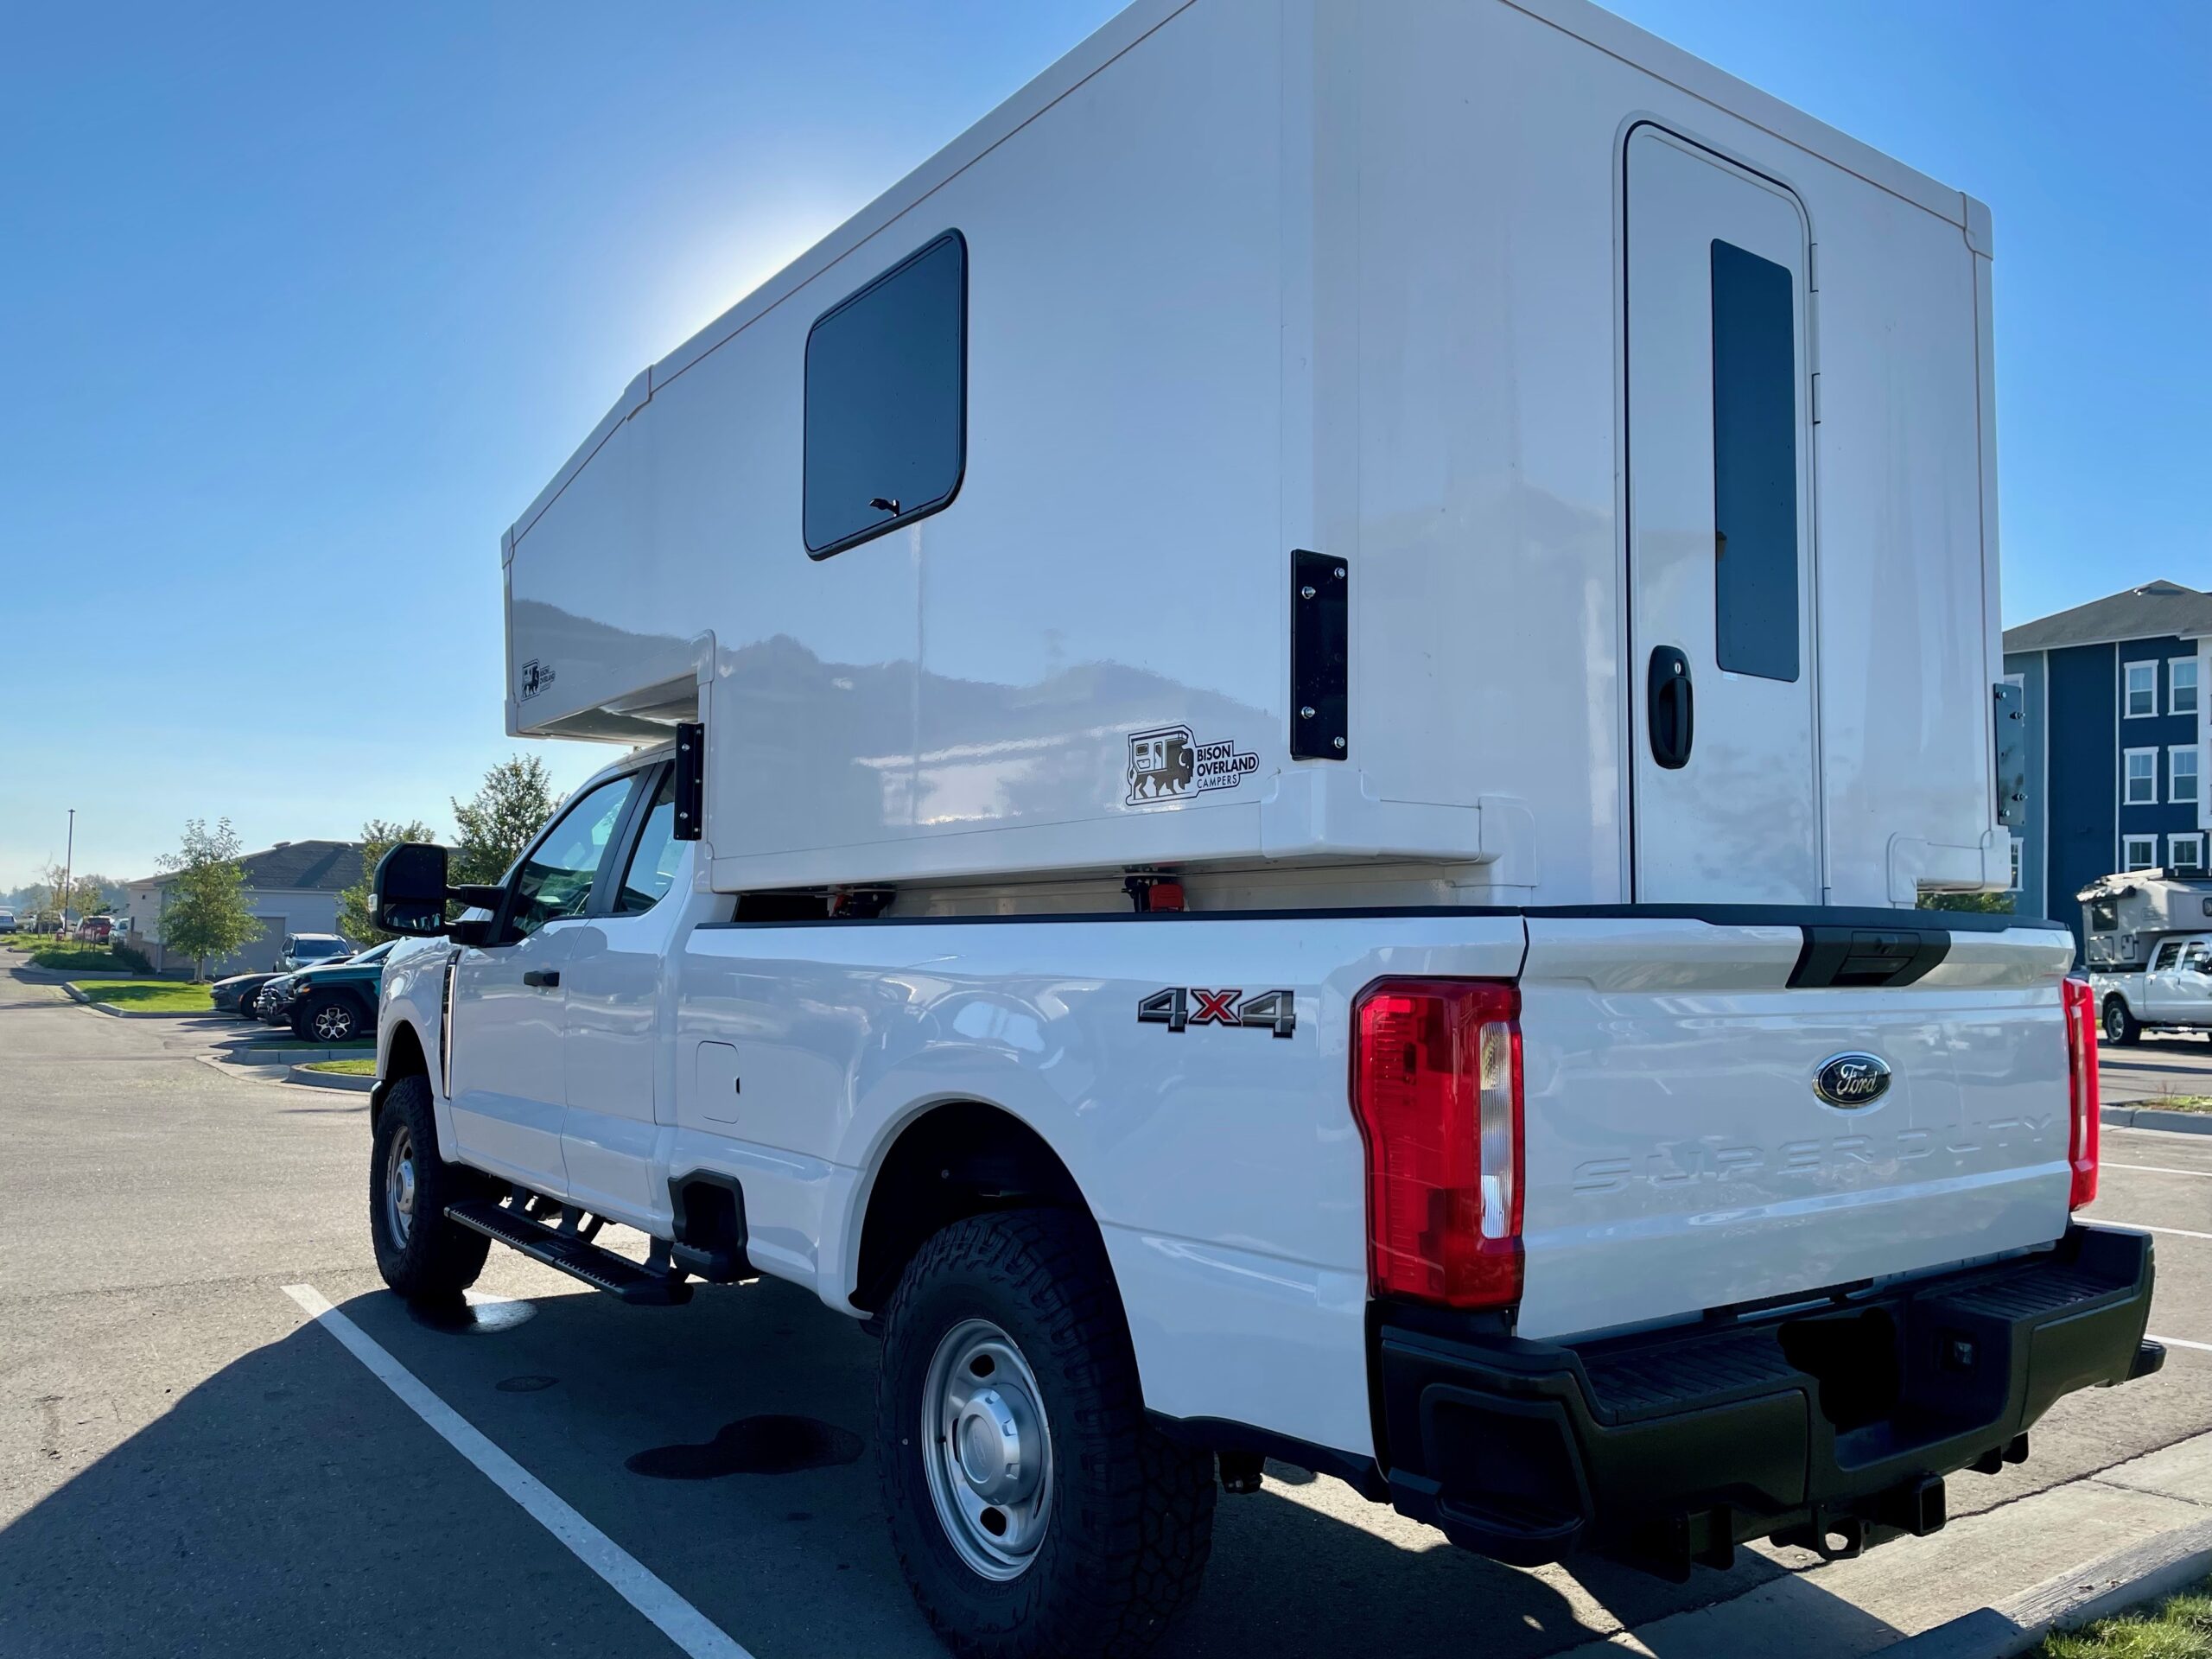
[0,1273,1899,1659]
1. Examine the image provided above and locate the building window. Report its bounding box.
[803,230,968,559]
[1709,238,1801,683]
[2124,747,2158,805]
[2171,833,2207,876]
[2172,658,2201,717]
[2124,660,2158,718]
[2124,835,2158,872]
[2173,745,2202,804]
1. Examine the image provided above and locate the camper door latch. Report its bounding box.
[674,721,705,841]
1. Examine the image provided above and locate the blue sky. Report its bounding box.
[2,1,2204,888]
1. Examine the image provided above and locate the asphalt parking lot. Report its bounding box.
[3,969,2209,1659]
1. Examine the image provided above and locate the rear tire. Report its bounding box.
[2103,995,2142,1046]
[370,1074,492,1300]
[877,1208,1215,1659]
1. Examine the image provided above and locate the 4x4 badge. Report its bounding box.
[1138,987,1295,1039]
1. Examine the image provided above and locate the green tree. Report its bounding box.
[1917,889,2016,914]
[157,819,258,979]
[67,875,108,921]
[451,755,560,887]
[337,817,441,944]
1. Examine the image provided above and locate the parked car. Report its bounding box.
[285,940,397,1043]
[0,907,16,933]
[213,970,283,1018]
[256,976,300,1025]
[77,916,115,945]
[274,934,353,973]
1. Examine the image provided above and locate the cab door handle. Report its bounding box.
[1648,646,1694,770]
[523,969,560,988]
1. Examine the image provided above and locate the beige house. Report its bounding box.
[124,840,365,977]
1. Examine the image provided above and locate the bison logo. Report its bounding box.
[1127,726,1197,804]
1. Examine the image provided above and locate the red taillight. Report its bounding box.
[2062,977,2100,1211]
[1350,978,1523,1309]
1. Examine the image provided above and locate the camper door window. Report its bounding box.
[803,230,967,558]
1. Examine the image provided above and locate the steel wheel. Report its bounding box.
[384,1121,417,1249]
[312,1001,357,1042]
[921,1317,1054,1581]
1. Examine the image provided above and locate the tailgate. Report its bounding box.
[1515,916,2079,1341]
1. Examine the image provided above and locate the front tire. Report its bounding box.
[877,1209,1215,1659]
[370,1074,492,1300]
[302,993,361,1044]
[2103,995,2143,1046]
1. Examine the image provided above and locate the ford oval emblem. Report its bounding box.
[1815,1052,1892,1109]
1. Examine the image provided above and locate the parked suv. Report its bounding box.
[285,940,396,1043]
[275,934,353,973]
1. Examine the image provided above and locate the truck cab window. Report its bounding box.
[2182,942,2212,976]
[613,769,683,915]
[508,775,635,937]
[2152,941,2183,972]
[803,231,966,557]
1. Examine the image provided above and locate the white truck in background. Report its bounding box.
[2082,869,2212,1045]
[365,3,2159,1655]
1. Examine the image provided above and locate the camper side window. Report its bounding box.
[2090,899,2119,933]
[804,230,967,558]
[1710,238,1801,683]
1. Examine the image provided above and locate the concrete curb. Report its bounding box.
[287,1065,374,1092]
[227,1044,376,1067]
[1876,1516,2212,1658]
[2102,1104,2212,1135]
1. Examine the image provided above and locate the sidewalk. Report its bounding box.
[1543,1430,2212,1657]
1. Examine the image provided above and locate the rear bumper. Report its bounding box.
[1377,1224,2160,1575]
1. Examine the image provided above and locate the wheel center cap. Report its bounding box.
[395,1160,416,1217]
[954,1388,1033,1503]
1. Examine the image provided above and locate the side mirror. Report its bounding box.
[374,843,455,937]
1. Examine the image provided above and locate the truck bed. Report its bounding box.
[666,905,2077,1458]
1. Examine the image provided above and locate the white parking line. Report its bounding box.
[2107,1162,2212,1179]
[282,1284,752,1659]
[2102,1223,2212,1243]
[2153,1334,2212,1354]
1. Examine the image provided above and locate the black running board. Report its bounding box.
[444,1198,693,1306]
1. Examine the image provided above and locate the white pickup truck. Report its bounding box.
[2081,870,2212,1045]
[365,3,2158,1655]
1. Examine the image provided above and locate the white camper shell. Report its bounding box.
[2080,869,2212,969]
[505,0,2012,912]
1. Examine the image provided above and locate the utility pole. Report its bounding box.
[61,809,74,931]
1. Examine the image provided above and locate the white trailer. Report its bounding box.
[366,5,2156,1656]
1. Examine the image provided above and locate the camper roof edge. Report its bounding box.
[501,0,1977,564]
[1503,0,1972,227]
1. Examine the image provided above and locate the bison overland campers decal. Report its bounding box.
[1126,725,1258,806]
[518,658,557,702]
[1138,987,1296,1038]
